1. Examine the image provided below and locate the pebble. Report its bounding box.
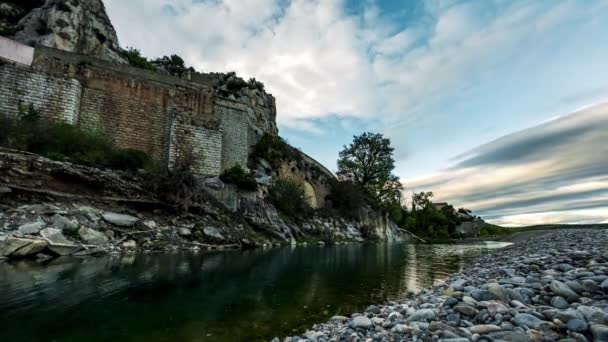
[352,316,372,329]
[550,296,569,309]
[567,319,588,332]
[272,229,608,342]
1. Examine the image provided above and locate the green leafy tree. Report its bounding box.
[268,178,312,218]
[412,191,434,211]
[337,132,403,206]
[120,47,155,71]
[152,54,194,76]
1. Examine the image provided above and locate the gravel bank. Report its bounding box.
[273,229,608,342]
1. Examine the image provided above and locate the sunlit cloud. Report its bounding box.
[403,103,608,226]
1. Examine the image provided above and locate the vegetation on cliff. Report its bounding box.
[220,165,258,191]
[0,104,149,171]
[119,47,194,76]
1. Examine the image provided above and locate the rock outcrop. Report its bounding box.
[1,0,125,63]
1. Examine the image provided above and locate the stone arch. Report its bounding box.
[302,181,318,209]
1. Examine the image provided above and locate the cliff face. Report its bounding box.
[0,0,125,63]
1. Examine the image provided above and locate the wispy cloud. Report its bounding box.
[103,0,608,224]
[105,0,608,130]
[404,103,608,226]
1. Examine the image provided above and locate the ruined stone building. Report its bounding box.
[0,35,278,176]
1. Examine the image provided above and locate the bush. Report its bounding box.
[0,106,150,171]
[220,165,258,191]
[480,224,510,236]
[226,78,248,93]
[146,146,205,213]
[248,78,265,91]
[120,47,156,71]
[109,149,151,171]
[328,181,366,218]
[267,178,312,218]
[152,55,194,76]
[252,134,299,169]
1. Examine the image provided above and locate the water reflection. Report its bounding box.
[0,242,509,342]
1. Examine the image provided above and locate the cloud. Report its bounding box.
[104,0,608,130]
[103,0,608,225]
[403,103,608,226]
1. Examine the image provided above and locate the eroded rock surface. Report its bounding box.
[1,0,125,63]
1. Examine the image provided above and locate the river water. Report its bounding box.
[0,241,510,342]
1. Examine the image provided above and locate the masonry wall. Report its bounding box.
[216,98,251,171]
[169,123,222,175]
[78,72,169,161]
[0,62,82,124]
[0,40,289,177]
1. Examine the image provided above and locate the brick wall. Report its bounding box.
[215,99,250,171]
[0,63,82,124]
[169,123,222,175]
[78,72,168,161]
[0,42,290,177]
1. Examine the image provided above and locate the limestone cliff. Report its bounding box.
[0,0,125,63]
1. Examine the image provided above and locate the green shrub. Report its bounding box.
[226,78,248,93]
[152,54,194,76]
[248,78,265,91]
[252,134,299,169]
[268,178,312,218]
[328,180,366,218]
[0,105,150,171]
[220,165,258,191]
[480,223,510,236]
[120,47,156,71]
[146,146,205,213]
[109,149,151,171]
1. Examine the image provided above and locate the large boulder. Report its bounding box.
[78,227,109,245]
[101,212,139,227]
[50,214,79,232]
[18,221,46,235]
[40,228,81,256]
[203,227,224,241]
[5,0,126,63]
[0,237,47,258]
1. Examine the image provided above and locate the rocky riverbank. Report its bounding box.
[274,229,608,342]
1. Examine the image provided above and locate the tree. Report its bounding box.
[412,191,434,212]
[337,132,404,206]
[152,54,194,76]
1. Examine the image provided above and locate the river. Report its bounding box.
[0,241,510,342]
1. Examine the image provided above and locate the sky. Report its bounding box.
[105,0,608,226]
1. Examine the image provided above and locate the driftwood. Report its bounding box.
[397,228,427,243]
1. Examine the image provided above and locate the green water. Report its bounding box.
[0,242,510,342]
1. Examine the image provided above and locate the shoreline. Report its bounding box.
[273,228,608,342]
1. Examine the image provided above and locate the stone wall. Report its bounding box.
[0,38,296,177]
[0,62,82,124]
[78,85,167,160]
[169,123,222,175]
[215,98,250,171]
